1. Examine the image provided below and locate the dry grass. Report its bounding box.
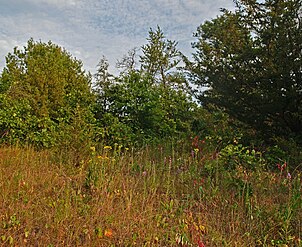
[0,145,301,246]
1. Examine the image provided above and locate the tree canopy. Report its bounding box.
[93,28,197,145]
[188,0,302,141]
[0,39,95,147]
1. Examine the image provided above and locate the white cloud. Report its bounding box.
[0,0,235,74]
[22,0,81,8]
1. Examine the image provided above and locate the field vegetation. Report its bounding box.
[0,0,301,246]
[1,140,301,246]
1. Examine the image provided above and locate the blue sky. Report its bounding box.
[0,0,235,73]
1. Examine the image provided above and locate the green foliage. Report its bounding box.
[0,94,55,147]
[264,137,302,171]
[92,27,198,146]
[140,26,182,87]
[190,105,260,155]
[94,70,196,145]
[219,143,265,171]
[0,39,95,148]
[189,0,302,142]
[96,112,133,145]
[84,147,101,190]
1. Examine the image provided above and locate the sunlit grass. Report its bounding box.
[0,144,301,246]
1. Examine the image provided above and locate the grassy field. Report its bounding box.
[0,143,301,246]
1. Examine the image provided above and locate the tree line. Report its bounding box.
[0,0,301,154]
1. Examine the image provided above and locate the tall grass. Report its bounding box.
[0,144,301,246]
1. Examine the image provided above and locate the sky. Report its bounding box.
[0,0,235,74]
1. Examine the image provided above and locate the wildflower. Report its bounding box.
[142,171,147,176]
[287,172,292,179]
[19,181,26,187]
[277,162,287,172]
[192,135,199,147]
[90,146,96,152]
[193,180,198,186]
[104,229,113,238]
[197,239,206,247]
[191,150,195,158]
[104,146,112,150]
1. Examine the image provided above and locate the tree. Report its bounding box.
[94,68,196,145]
[140,26,185,88]
[93,56,114,119]
[94,70,170,144]
[0,39,95,147]
[116,48,139,74]
[92,27,199,145]
[189,0,302,141]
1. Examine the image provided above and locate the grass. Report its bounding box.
[0,143,301,246]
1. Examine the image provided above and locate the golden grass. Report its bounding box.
[0,145,301,246]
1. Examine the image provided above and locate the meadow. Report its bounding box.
[1,140,301,246]
[1,1,301,246]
